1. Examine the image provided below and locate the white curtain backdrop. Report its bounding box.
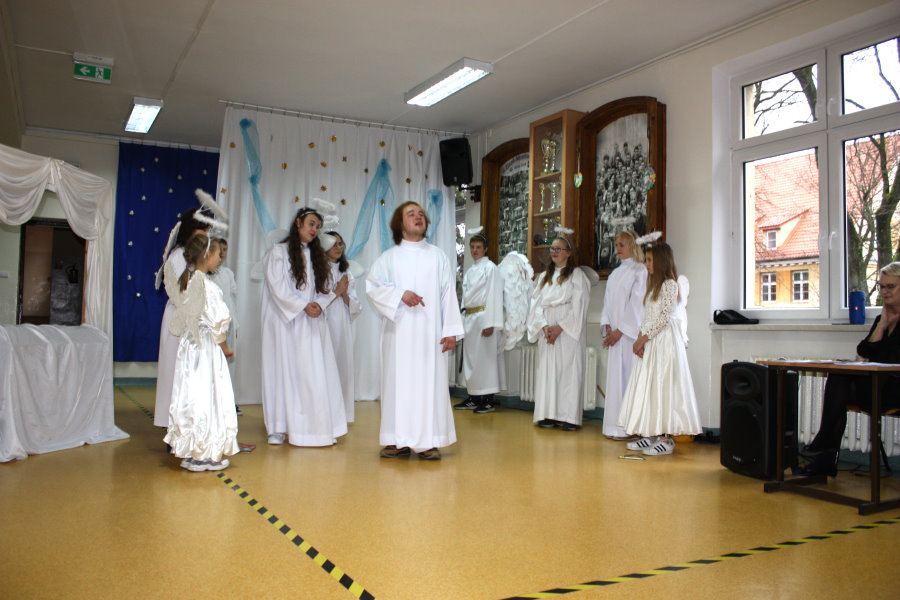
[0,143,114,336]
[217,107,457,404]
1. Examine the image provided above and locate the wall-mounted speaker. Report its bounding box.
[439,137,473,186]
[720,361,797,479]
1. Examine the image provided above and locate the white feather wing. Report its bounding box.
[498,252,534,350]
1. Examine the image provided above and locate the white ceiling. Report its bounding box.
[3,0,802,148]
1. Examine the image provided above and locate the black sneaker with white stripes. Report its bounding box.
[453,398,479,410]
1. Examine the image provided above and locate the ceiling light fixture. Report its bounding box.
[125,97,164,133]
[405,58,493,107]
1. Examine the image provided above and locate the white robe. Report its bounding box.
[261,243,347,446]
[366,239,464,451]
[599,257,646,437]
[461,257,504,395]
[154,248,185,427]
[526,267,591,425]
[164,273,239,462]
[618,279,701,437]
[209,264,239,385]
[326,262,362,423]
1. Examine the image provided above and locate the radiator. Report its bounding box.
[796,371,900,457]
[517,345,598,410]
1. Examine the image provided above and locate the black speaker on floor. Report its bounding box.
[439,137,473,186]
[720,361,798,479]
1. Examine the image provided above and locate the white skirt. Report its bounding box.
[618,320,701,437]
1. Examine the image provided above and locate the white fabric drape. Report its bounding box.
[0,143,114,336]
[0,324,128,462]
[216,108,455,405]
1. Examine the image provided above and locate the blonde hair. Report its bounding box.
[880,261,900,278]
[615,230,644,263]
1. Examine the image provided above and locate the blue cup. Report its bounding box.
[849,290,866,324]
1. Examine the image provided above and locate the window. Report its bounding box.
[792,270,810,302]
[761,272,776,303]
[730,24,900,319]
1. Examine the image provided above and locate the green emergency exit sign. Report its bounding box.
[73,62,111,84]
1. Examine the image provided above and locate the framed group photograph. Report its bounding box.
[575,97,666,277]
[480,138,529,263]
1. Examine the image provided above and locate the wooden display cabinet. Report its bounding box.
[528,109,584,272]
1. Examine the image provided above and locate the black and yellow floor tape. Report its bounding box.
[217,473,378,600]
[117,386,155,420]
[501,514,900,599]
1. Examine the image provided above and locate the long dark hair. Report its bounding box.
[644,242,678,303]
[178,235,219,292]
[283,207,329,294]
[326,231,349,273]
[539,237,576,289]
[172,208,210,253]
[390,201,430,245]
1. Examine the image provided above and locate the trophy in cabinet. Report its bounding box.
[540,135,559,174]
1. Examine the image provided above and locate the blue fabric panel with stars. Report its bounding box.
[113,142,220,362]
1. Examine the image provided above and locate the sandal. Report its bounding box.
[417,448,442,460]
[380,445,411,458]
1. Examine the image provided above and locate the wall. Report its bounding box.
[469,0,897,428]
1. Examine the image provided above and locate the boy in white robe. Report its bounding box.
[455,231,504,413]
[366,201,464,460]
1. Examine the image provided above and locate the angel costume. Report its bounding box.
[461,256,504,396]
[326,262,362,423]
[154,248,185,428]
[526,267,591,426]
[208,264,238,354]
[618,279,701,437]
[163,273,239,462]
[261,243,347,446]
[599,257,646,437]
[366,239,464,451]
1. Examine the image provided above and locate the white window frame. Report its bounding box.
[761,272,776,303]
[792,270,810,302]
[765,229,778,250]
[724,19,900,322]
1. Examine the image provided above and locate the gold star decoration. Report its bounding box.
[417,151,423,157]
[230,142,236,148]
[294,196,300,203]
[364,168,369,174]
[379,141,385,147]
[321,161,327,168]
[380,199,385,205]
[408,145,413,151]
[308,142,316,149]
[342,156,348,162]
[320,185,327,191]
[331,135,337,142]
[282,163,288,170]
[340,199,347,205]
[406,178,412,184]
[220,188,227,194]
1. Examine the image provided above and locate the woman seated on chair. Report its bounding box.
[800,261,900,476]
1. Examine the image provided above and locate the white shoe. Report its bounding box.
[186,458,231,472]
[626,436,658,451]
[180,458,194,470]
[267,433,286,445]
[642,437,675,456]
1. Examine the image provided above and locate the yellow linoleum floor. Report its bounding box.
[1,386,898,600]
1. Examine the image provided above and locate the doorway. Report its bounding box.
[18,219,86,325]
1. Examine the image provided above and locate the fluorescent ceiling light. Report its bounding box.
[125,97,163,133]
[405,58,493,107]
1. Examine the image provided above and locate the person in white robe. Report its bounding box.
[164,235,239,471]
[599,231,646,440]
[208,238,240,409]
[618,242,701,456]
[526,234,591,431]
[154,208,210,429]
[455,230,504,413]
[261,207,347,447]
[366,201,464,460]
[323,231,361,424]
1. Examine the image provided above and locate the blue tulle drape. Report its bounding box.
[239,118,277,233]
[345,158,395,259]
[113,142,219,361]
[425,189,443,243]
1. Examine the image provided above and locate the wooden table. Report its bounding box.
[758,360,900,515]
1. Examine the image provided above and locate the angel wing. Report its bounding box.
[498,252,534,350]
[674,274,690,347]
[168,272,206,344]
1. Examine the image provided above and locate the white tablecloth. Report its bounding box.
[0,324,128,462]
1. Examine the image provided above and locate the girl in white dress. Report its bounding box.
[526,233,591,431]
[599,230,646,440]
[618,242,701,455]
[260,208,347,446]
[164,235,239,471]
[324,231,361,424]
